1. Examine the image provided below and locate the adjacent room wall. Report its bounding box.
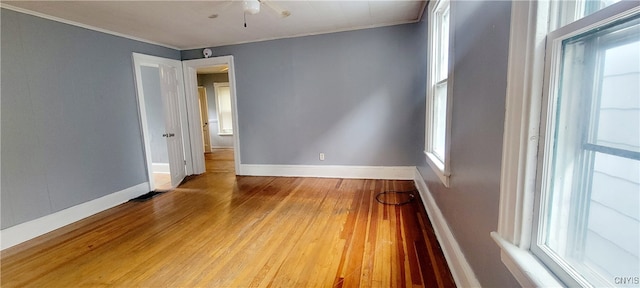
[197,73,233,149]
[1,8,180,229]
[416,1,520,287]
[141,66,170,164]
[182,23,425,166]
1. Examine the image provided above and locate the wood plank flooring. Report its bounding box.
[153,172,172,190]
[1,149,455,287]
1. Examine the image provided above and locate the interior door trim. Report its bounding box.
[132,53,190,190]
[182,55,241,175]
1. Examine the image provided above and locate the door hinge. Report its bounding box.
[184,160,187,165]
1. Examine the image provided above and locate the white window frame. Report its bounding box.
[491,1,640,287]
[425,0,453,187]
[213,82,233,136]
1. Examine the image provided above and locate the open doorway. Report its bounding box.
[196,65,236,173]
[139,65,173,190]
[132,53,189,191]
[183,56,241,175]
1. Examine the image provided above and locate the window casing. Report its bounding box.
[493,1,639,287]
[533,8,639,287]
[425,0,452,187]
[214,82,233,135]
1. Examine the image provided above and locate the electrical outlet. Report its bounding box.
[319,153,325,161]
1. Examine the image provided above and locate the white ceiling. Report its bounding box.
[3,1,427,50]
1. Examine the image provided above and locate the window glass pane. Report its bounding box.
[585,152,640,281]
[217,85,233,134]
[595,41,640,152]
[432,82,447,161]
[539,14,639,286]
[438,6,450,81]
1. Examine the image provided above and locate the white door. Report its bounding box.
[159,64,186,187]
[198,87,211,152]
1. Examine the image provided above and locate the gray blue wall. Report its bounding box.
[182,23,426,166]
[141,66,169,163]
[416,1,519,287]
[1,8,180,229]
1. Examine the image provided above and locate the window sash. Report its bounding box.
[214,83,233,135]
[550,0,622,30]
[435,4,450,82]
[532,4,640,287]
[431,80,448,162]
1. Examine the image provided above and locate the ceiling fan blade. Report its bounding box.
[213,1,235,14]
[259,0,291,18]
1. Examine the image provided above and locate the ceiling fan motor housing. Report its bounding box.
[243,0,260,14]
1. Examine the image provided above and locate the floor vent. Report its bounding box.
[129,191,164,202]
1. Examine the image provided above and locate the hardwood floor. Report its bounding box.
[205,148,235,173]
[1,150,455,287]
[153,172,172,190]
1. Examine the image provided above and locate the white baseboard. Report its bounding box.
[239,164,415,180]
[0,182,149,250]
[152,163,170,174]
[413,168,481,287]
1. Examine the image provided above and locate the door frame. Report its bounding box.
[132,53,190,190]
[182,56,241,175]
[197,86,212,152]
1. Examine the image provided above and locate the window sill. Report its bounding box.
[218,132,233,136]
[490,232,564,287]
[424,151,450,187]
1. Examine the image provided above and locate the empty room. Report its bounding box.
[1,1,638,287]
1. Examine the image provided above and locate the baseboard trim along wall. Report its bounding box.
[413,168,481,287]
[239,164,416,180]
[152,163,170,174]
[0,182,149,250]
